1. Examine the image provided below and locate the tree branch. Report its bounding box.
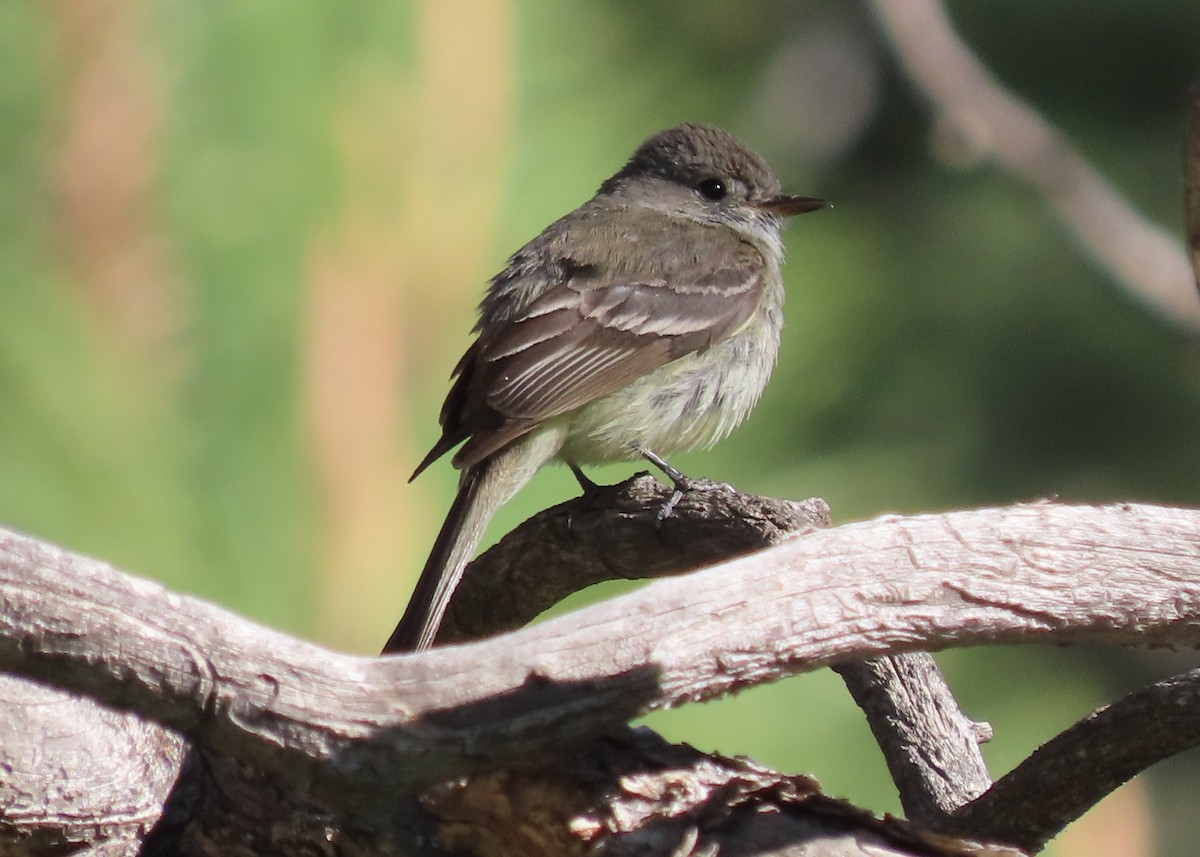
[0,674,188,853]
[3,500,1200,823]
[441,477,997,836]
[947,667,1200,852]
[1185,80,1200,292]
[421,726,1022,857]
[870,0,1200,330]
[835,655,993,827]
[436,474,831,644]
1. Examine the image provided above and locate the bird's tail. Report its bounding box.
[382,462,492,653]
[383,433,557,653]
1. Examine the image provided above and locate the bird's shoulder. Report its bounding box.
[483,202,765,326]
[551,201,763,281]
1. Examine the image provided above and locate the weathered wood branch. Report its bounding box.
[834,655,993,826]
[441,477,1000,839]
[0,674,188,854]
[947,667,1200,852]
[436,474,831,644]
[3,496,1200,854]
[6,500,1200,802]
[436,481,1200,851]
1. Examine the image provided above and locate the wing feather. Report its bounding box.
[481,269,763,421]
[421,209,772,472]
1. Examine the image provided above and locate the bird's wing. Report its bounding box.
[449,231,768,468]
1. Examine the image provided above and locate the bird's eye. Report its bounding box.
[696,178,728,201]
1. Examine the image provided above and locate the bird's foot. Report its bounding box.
[639,448,695,521]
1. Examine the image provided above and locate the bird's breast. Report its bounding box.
[556,281,783,464]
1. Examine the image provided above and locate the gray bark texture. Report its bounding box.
[2,476,1198,855]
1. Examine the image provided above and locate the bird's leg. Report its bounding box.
[567,461,603,496]
[639,448,694,520]
[564,461,610,539]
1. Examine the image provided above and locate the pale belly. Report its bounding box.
[555,310,781,465]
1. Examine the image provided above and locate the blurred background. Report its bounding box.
[2,1,1199,853]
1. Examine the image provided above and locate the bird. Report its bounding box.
[383,122,826,653]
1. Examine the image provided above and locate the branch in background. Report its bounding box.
[1185,81,1200,292]
[869,0,1200,331]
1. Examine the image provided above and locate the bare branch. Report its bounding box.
[1,687,1020,857]
[947,668,1200,852]
[0,674,187,853]
[870,0,1200,331]
[437,474,830,644]
[424,728,1025,857]
[445,479,996,835]
[3,500,1200,826]
[835,655,992,826]
[1185,81,1200,292]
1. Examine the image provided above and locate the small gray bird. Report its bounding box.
[384,123,825,653]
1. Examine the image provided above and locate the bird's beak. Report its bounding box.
[756,195,828,217]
